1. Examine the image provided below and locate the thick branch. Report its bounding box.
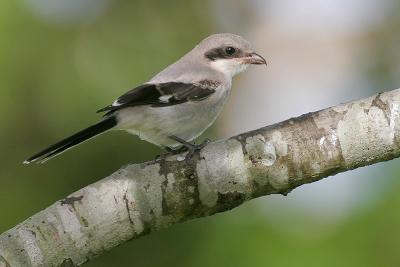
[2,89,400,266]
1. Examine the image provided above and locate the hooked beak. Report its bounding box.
[244,52,267,66]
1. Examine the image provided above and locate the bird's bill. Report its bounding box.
[243,52,267,66]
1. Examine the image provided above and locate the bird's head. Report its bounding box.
[195,33,267,78]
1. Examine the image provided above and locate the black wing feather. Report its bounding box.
[97,81,218,114]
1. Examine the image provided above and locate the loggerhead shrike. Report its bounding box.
[24,33,266,164]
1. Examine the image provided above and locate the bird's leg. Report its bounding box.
[165,145,188,155]
[154,145,187,161]
[169,135,211,160]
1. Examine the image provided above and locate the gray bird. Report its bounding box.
[24,33,266,164]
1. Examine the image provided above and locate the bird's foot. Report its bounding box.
[168,136,211,161]
[165,146,188,155]
[154,154,164,161]
[184,138,211,160]
[155,146,187,161]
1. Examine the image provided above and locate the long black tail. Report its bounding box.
[24,116,117,164]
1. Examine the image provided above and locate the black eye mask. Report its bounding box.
[204,46,244,61]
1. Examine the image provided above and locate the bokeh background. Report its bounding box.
[1,0,400,266]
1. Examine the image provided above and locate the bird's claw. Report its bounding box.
[155,146,187,161]
[165,136,211,161]
[184,138,211,160]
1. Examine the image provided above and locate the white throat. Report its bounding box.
[209,59,249,78]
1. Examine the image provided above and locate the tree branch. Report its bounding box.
[2,89,400,266]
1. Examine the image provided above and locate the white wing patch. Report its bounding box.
[112,100,122,106]
[159,95,173,103]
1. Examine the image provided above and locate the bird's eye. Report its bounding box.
[225,46,236,55]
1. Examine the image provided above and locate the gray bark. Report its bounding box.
[1,89,400,266]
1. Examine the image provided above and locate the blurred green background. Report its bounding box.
[1,0,400,266]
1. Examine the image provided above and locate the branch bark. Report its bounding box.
[2,89,400,266]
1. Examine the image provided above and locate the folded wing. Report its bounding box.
[97,81,218,115]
